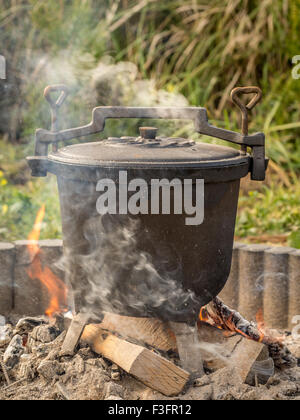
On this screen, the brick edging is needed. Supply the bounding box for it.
[219,243,300,330]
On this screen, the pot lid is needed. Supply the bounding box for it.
[48,127,249,169]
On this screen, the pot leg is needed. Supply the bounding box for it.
[169,321,205,379]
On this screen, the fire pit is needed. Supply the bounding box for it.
[27,85,267,325]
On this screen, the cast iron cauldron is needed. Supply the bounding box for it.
[27,85,267,323]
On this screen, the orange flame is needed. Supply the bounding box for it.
[199,307,209,323]
[199,303,284,346]
[256,308,265,343]
[255,308,284,344]
[199,307,226,332]
[27,205,68,318]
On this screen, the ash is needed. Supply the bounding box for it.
[0,314,299,401]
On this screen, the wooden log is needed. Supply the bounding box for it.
[81,324,189,396]
[231,338,270,385]
[201,297,297,369]
[199,331,272,385]
[99,312,177,352]
[60,313,89,356]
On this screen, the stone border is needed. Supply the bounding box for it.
[219,243,300,330]
[0,240,299,330]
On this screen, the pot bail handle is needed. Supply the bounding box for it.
[44,84,69,151]
[231,86,262,137]
[231,86,265,181]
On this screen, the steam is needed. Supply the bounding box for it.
[252,272,289,294]
[197,341,232,365]
[37,55,203,321]
[66,214,202,322]
[20,52,191,137]
[90,57,189,108]
[251,358,275,377]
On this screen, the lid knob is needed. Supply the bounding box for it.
[139,127,158,140]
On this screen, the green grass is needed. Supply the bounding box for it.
[0,139,61,241]
[237,182,300,247]
[0,172,61,241]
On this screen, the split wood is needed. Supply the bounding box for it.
[81,324,189,396]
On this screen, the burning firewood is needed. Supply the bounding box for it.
[200,297,297,369]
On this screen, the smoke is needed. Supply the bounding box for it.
[2,47,192,139]
[15,52,192,139]
[251,358,275,377]
[197,341,231,365]
[36,54,204,322]
[65,213,202,322]
[90,57,189,108]
[11,51,208,323]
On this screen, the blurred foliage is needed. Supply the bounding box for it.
[237,182,300,243]
[0,139,61,240]
[0,0,300,244]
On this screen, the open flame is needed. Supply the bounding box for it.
[27,205,68,318]
[199,300,285,347]
[199,301,263,341]
[256,308,284,344]
[256,308,265,342]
